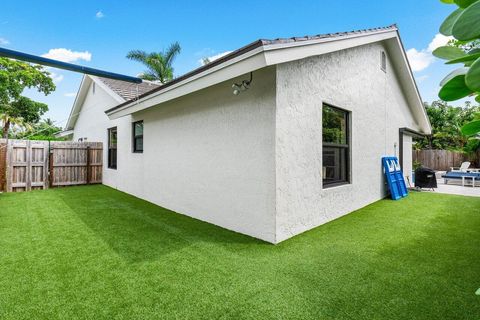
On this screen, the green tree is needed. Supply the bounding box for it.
[435,0,480,136]
[126,42,181,83]
[16,118,64,141]
[0,58,55,138]
[416,100,479,150]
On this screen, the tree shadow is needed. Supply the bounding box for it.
[59,185,265,263]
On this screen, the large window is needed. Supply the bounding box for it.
[108,127,117,169]
[132,121,143,153]
[322,104,350,187]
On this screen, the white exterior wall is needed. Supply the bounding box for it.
[72,81,141,194]
[135,67,276,242]
[402,135,413,186]
[274,42,421,242]
[74,69,277,242]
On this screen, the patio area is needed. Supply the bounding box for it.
[433,179,480,197]
[417,171,480,197]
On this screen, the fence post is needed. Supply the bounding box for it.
[86,146,91,185]
[48,149,54,188]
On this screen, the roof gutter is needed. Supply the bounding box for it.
[0,47,142,84]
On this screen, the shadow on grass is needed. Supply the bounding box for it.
[59,185,265,263]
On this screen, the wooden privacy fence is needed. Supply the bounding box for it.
[413,149,468,171]
[0,139,102,192]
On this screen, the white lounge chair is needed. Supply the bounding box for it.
[450,161,471,173]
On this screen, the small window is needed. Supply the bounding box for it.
[132,121,143,153]
[381,51,387,72]
[108,127,117,169]
[322,104,350,187]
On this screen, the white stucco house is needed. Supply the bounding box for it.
[61,25,431,244]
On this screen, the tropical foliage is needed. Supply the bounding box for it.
[126,42,181,83]
[415,100,480,154]
[0,58,55,138]
[435,0,480,136]
[14,118,64,141]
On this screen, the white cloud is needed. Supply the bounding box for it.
[427,34,454,52]
[406,33,454,72]
[64,92,76,97]
[96,11,104,19]
[199,51,232,65]
[49,72,64,83]
[0,37,9,45]
[415,75,429,83]
[406,48,434,72]
[42,48,92,63]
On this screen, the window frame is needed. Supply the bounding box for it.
[322,103,351,188]
[132,120,144,153]
[107,126,117,169]
[380,51,387,72]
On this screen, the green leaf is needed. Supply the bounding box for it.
[461,119,480,135]
[433,46,466,60]
[440,8,463,35]
[454,0,477,8]
[440,67,469,86]
[476,94,480,103]
[441,0,455,3]
[452,1,480,40]
[465,58,480,90]
[446,52,480,64]
[476,288,480,295]
[454,0,479,8]
[439,75,474,101]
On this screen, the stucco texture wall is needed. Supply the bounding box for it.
[275,42,421,242]
[123,67,277,242]
[72,81,141,194]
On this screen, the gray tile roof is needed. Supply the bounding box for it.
[97,77,160,101]
[260,25,397,45]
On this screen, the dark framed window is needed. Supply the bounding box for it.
[322,104,350,188]
[132,121,143,153]
[108,127,117,169]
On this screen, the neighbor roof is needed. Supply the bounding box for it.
[97,77,159,101]
[64,74,160,131]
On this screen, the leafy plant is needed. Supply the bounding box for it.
[15,118,64,140]
[126,42,181,83]
[436,0,480,136]
[0,58,55,138]
[415,100,479,151]
[413,160,423,170]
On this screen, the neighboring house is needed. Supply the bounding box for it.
[62,25,431,244]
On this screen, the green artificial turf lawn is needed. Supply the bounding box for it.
[0,185,479,319]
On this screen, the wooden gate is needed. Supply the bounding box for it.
[6,140,48,192]
[49,142,103,187]
[1,139,102,192]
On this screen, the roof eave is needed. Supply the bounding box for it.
[65,75,91,130]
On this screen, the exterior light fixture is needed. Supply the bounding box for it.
[232,72,253,95]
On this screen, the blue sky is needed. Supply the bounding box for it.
[0,0,470,126]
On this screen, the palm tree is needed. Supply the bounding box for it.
[126,42,181,84]
[0,113,31,138]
